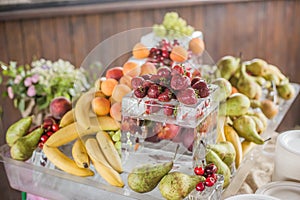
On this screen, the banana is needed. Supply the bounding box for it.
[224,124,243,169]
[72,139,90,168]
[45,122,100,147]
[85,138,124,187]
[74,90,97,130]
[60,109,75,128]
[96,131,123,173]
[241,140,256,157]
[43,144,94,177]
[90,116,121,131]
[216,115,226,143]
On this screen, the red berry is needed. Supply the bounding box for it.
[40,135,49,143]
[172,65,184,75]
[194,166,205,176]
[205,177,216,187]
[51,124,60,132]
[46,131,54,137]
[163,104,175,116]
[207,173,218,181]
[38,142,44,149]
[196,182,205,191]
[145,100,161,114]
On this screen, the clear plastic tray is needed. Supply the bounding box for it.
[0,83,299,200]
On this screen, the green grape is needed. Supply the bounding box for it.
[153,24,166,37]
[114,141,122,150]
[154,12,194,38]
[112,131,121,142]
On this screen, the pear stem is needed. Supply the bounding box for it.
[173,144,180,161]
[264,137,272,142]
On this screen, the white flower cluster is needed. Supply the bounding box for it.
[31,58,90,98]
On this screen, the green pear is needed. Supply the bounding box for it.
[211,78,232,102]
[159,171,204,200]
[206,149,231,188]
[207,141,236,168]
[245,58,268,76]
[217,56,240,80]
[6,116,32,147]
[277,82,295,100]
[263,73,280,86]
[127,161,173,193]
[223,93,250,116]
[10,127,44,161]
[237,64,260,99]
[233,115,264,144]
[249,115,265,134]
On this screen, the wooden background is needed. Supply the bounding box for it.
[0,0,299,198]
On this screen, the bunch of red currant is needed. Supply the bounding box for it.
[38,117,60,149]
[194,163,218,192]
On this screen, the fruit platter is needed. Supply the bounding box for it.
[1,12,300,200]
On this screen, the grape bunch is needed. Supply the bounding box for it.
[38,117,60,149]
[194,163,219,192]
[131,64,210,114]
[153,12,195,38]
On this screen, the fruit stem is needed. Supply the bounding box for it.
[173,144,180,160]
[264,137,272,142]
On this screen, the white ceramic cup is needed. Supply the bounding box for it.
[272,130,300,182]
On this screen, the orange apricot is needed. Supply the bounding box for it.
[123,61,141,77]
[140,62,157,75]
[100,78,118,96]
[132,43,150,59]
[170,45,188,63]
[189,37,205,55]
[110,102,122,121]
[111,84,131,103]
[119,75,132,89]
[91,96,111,116]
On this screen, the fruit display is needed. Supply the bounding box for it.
[2,12,299,200]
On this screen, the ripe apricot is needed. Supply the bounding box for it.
[110,102,122,121]
[101,78,118,96]
[119,75,132,89]
[132,43,150,59]
[92,96,111,116]
[111,84,131,102]
[189,38,205,55]
[170,45,188,63]
[106,67,123,81]
[140,62,157,75]
[123,61,141,77]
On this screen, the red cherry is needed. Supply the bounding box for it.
[46,131,54,137]
[196,182,205,191]
[194,166,205,176]
[51,124,60,132]
[38,142,44,149]
[40,135,49,143]
[207,173,218,181]
[205,177,216,187]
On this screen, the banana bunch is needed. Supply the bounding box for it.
[43,123,124,187]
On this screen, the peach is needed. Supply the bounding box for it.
[91,96,111,116]
[49,97,72,120]
[111,84,131,102]
[100,78,118,96]
[119,75,133,89]
[170,45,188,63]
[94,77,106,90]
[188,37,205,55]
[132,43,150,59]
[110,102,122,121]
[122,61,141,77]
[140,62,157,75]
[106,67,123,81]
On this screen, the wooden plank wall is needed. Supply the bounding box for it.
[0,0,299,132]
[0,1,299,198]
